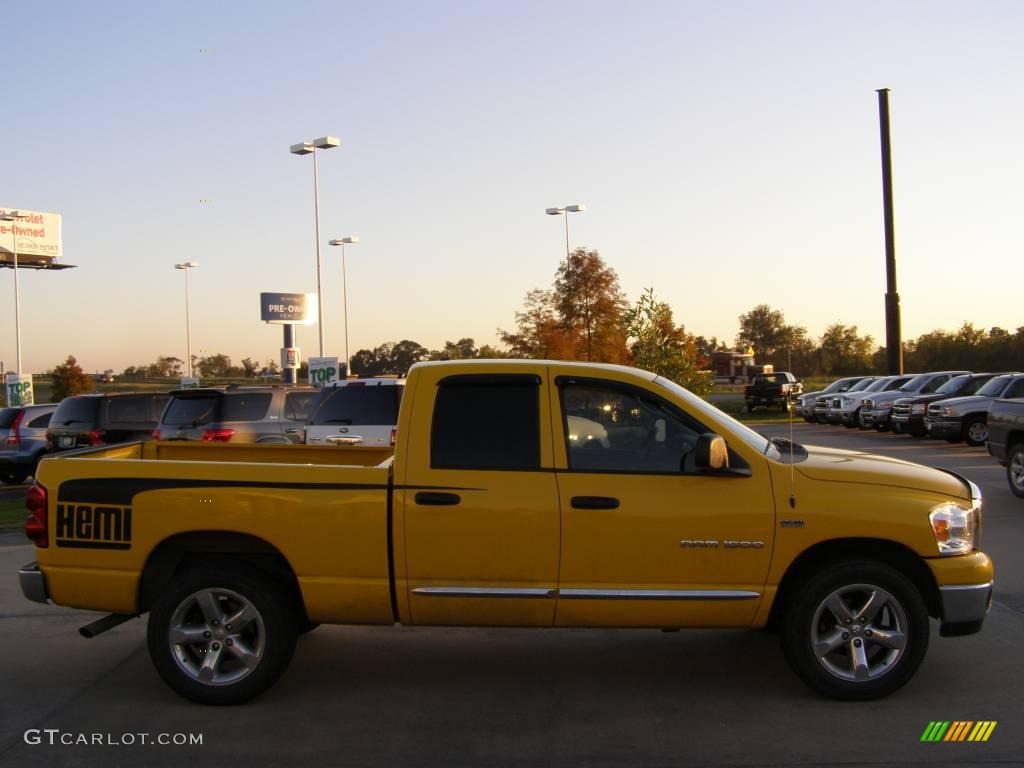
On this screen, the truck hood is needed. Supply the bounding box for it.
[896,393,950,406]
[794,444,969,500]
[865,390,917,405]
[931,395,990,412]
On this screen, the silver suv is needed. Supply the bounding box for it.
[0,403,57,484]
[305,378,405,448]
[155,386,317,443]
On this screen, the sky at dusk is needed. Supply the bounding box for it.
[4,0,1022,374]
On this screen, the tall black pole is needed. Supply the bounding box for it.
[876,88,903,374]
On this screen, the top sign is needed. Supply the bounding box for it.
[260,292,317,324]
[0,208,62,266]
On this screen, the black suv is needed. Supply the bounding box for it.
[46,392,170,452]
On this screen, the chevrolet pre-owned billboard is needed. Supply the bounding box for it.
[0,208,62,266]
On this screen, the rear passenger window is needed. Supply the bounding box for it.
[284,392,316,421]
[1006,380,1024,399]
[106,396,153,424]
[222,393,272,421]
[28,413,52,429]
[431,375,540,471]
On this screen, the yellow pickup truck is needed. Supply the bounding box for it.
[19,360,992,704]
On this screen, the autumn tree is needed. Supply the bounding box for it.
[622,288,711,397]
[50,355,95,402]
[501,248,629,363]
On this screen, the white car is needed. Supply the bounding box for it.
[304,377,405,447]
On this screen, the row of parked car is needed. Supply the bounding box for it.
[795,370,1024,498]
[0,378,405,485]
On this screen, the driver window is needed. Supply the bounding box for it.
[559,381,707,473]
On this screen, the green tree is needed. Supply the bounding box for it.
[818,323,876,375]
[195,353,234,378]
[735,304,805,364]
[50,355,95,402]
[240,357,260,378]
[350,340,428,376]
[622,288,711,397]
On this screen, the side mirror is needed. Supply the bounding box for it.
[693,433,729,472]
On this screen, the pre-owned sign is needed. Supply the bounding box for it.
[260,292,317,324]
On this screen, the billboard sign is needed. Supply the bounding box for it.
[179,377,201,390]
[260,292,316,324]
[5,373,34,406]
[0,209,62,266]
[308,356,343,387]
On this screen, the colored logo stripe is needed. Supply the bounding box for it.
[921,721,996,742]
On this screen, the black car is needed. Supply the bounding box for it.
[46,392,170,452]
[890,374,999,437]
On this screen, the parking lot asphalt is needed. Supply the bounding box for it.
[1,424,1021,768]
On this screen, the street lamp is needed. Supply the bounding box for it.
[545,203,586,259]
[328,237,359,378]
[290,135,341,357]
[174,261,199,377]
[0,210,30,374]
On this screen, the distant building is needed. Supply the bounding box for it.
[711,348,773,383]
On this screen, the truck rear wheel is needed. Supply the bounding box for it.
[147,562,297,705]
[1008,443,1024,499]
[781,560,929,700]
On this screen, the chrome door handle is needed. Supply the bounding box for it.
[326,435,364,445]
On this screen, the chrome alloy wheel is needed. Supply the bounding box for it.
[810,584,908,682]
[169,587,266,686]
[1010,450,1024,495]
[967,421,988,445]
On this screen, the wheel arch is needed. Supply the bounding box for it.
[766,538,940,629]
[137,531,308,621]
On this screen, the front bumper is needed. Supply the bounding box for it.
[925,418,962,438]
[860,408,892,428]
[891,413,926,432]
[19,561,50,604]
[939,582,993,624]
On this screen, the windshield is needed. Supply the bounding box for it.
[654,376,780,461]
[936,376,970,395]
[162,395,220,426]
[898,374,930,392]
[847,377,876,393]
[977,375,1012,397]
[864,377,896,393]
[308,385,403,426]
[822,377,855,395]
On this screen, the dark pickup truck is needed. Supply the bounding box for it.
[987,398,1024,498]
[744,372,803,412]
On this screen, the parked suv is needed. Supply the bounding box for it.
[925,373,1024,446]
[154,386,317,443]
[46,392,170,453]
[891,373,998,437]
[0,403,57,484]
[305,378,405,447]
[859,370,970,431]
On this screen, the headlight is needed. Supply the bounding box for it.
[911,404,926,414]
[863,399,874,409]
[929,502,978,555]
[940,406,955,417]
[838,397,849,406]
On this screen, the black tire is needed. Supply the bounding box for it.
[1007,442,1024,499]
[0,471,28,485]
[962,417,987,447]
[746,404,755,414]
[147,561,297,705]
[297,619,321,635]
[781,560,929,700]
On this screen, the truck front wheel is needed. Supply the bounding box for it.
[781,560,929,700]
[1008,443,1024,499]
[147,562,297,705]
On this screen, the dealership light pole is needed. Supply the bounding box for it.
[290,136,340,357]
[545,204,586,259]
[0,210,30,373]
[329,237,359,377]
[174,261,199,377]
